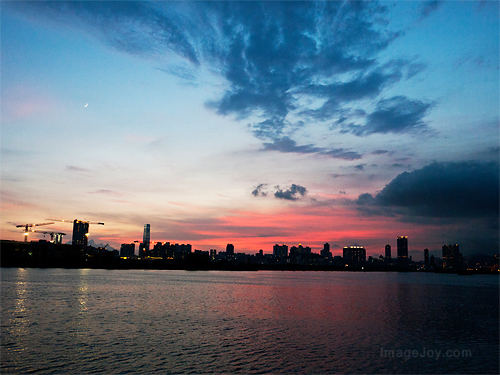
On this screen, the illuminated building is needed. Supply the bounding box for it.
[72,220,89,248]
[343,246,366,265]
[397,236,408,265]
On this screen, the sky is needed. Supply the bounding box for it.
[1,1,498,259]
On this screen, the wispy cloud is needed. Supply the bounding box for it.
[251,183,268,197]
[66,165,91,173]
[419,1,444,20]
[341,96,434,136]
[88,189,125,197]
[262,136,362,160]
[9,1,432,157]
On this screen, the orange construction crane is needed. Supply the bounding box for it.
[15,222,54,242]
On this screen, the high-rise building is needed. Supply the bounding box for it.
[72,220,89,248]
[143,224,150,253]
[321,243,331,258]
[343,246,366,266]
[424,248,429,266]
[385,244,391,260]
[226,244,235,256]
[273,244,288,259]
[397,236,408,265]
[442,244,460,269]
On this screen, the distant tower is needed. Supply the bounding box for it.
[226,244,234,257]
[424,248,429,266]
[397,236,408,265]
[143,224,151,253]
[385,244,391,260]
[72,220,89,248]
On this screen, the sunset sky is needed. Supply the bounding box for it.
[1,1,498,259]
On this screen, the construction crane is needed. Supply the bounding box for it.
[31,230,67,244]
[15,222,54,242]
[46,219,104,248]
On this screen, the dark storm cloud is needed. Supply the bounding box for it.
[343,96,433,136]
[262,137,362,160]
[275,184,308,201]
[356,161,500,218]
[251,184,268,197]
[10,1,432,155]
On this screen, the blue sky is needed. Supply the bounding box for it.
[1,1,498,258]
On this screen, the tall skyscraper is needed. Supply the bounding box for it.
[385,244,391,260]
[72,220,89,248]
[226,243,235,256]
[424,248,429,266]
[397,236,408,265]
[143,224,150,253]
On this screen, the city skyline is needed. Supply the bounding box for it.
[1,1,499,256]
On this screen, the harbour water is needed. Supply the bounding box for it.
[1,268,498,374]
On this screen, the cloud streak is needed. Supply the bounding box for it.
[262,136,362,160]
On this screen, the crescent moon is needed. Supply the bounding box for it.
[84,103,88,107]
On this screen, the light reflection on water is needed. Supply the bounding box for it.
[1,269,498,374]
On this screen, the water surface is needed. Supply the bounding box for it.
[1,269,498,374]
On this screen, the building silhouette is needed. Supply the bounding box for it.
[120,243,135,257]
[343,246,366,266]
[397,236,408,265]
[321,243,332,259]
[289,244,312,265]
[226,244,235,257]
[385,243,391,261]
[72,220,89,248]
[442,244,460,269]
[424,248,429,266]
[273,244,288,260]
